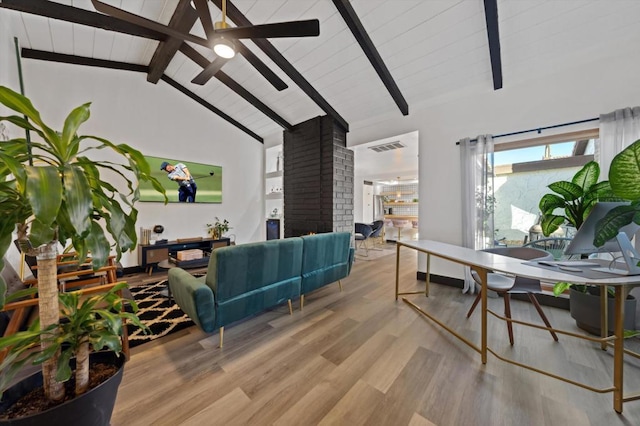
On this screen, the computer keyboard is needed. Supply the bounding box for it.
[591,267,632,275]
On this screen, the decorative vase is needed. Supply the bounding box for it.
[569,288,637,335]
[0,351,125,426]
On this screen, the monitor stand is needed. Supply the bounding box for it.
[591,232,640,276]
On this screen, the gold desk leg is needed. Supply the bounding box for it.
[601,288,608,350]
[425,253,430,297]
[613,286,625,413]
[478,267,488,365]
[395,243,401,300]
[288,299,293,315]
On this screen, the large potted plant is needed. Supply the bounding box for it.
[593,139,640,248]
[0,86,165,423]
[538,160,636,334]
[0,283,148,424]
[538,160,616,237]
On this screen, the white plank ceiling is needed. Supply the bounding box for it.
[6,0,640,142]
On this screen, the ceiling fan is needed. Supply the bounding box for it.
[91,0,319,86]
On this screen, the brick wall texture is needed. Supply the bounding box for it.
[283,116,353,237]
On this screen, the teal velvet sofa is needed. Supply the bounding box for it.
[168,232,353,347]
[300,232,354,309]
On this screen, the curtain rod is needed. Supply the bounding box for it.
[456,117,599,145]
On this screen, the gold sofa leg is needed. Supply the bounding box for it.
[288,299,293,315]
[219,326,224,348]
[300,294,305,310]
[338,280,343,292]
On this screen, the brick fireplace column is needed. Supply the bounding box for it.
[283,116,353,237]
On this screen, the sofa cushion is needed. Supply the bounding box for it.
[206,237,303,302]
[216,277,300,326]
[168,269,216,332]
[300,232,351,294]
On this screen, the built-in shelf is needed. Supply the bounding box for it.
[266,192,283,200]
[384,202,418,206]
[380,191,413,196]
[265,145,284,239]
[265,170,283,179]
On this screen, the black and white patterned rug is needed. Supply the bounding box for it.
[126,277,197,348]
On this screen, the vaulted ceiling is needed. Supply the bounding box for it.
[3,0,640,144]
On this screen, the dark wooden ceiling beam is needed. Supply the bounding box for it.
[211,0,349,132]
[6,1,290,135]
[20,48,263,142]
[483,0,503,90]
[161,76,263,142]
[331,0,408,116]
[180,44,293,130]
[21,48,148,73]
[0,0,166,41]
[147,0,198,84]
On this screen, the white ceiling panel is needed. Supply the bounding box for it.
[72,24,95,57]
[90,27,114,58]
[49,19,74,54]
[20,14,54,51]
[6,0,640,142]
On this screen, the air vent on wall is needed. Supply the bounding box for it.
[367,141,405,153]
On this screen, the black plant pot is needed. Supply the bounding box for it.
[570,288,637,335]
[0,352,125,426]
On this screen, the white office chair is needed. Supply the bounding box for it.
[466,247,559,345]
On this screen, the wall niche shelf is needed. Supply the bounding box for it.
[265,145,284,238]
[380,191,413,196]
[265,170,283,179]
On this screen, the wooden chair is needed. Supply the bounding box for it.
[1,256,128,362]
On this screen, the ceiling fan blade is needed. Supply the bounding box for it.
[193,0,215,40]
[191,58,230,85]
[91,0,209,48]
[217,19,320,39]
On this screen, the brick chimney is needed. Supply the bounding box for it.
[283,116,353,237]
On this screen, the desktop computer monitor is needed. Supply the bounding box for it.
[564,202,640,256]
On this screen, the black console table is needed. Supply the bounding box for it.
[138,237,231,274]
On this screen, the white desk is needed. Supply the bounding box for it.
[395,239,640,414]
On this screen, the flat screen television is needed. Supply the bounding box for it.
[564,202,640,255]
[138,156,222,203]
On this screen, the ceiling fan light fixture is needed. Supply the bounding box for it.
[212,36,236,59]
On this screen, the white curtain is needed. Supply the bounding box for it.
[460,135,494,294]
[597,107,640,179]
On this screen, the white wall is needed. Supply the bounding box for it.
[0,11,25,274]
[1,52,264,268]
[348,42,640,279]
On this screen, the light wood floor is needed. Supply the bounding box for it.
[112,250,640,426]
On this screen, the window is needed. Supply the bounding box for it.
[492,130,598,246]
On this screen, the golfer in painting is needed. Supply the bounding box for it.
[161,161,197,202]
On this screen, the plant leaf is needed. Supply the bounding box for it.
[572,161,600,192]
[539,193,566,215]
[63,165,92,237]
[85,222,111,268]
[25,165,62,226]
[552,282,573,296]
[594,204,640,246]
[548,181,583,201]
[0,87,61,153]
[29,218,56,247]
[61,103,91,161]
[541,215,565,236]
[609,139,640,200]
